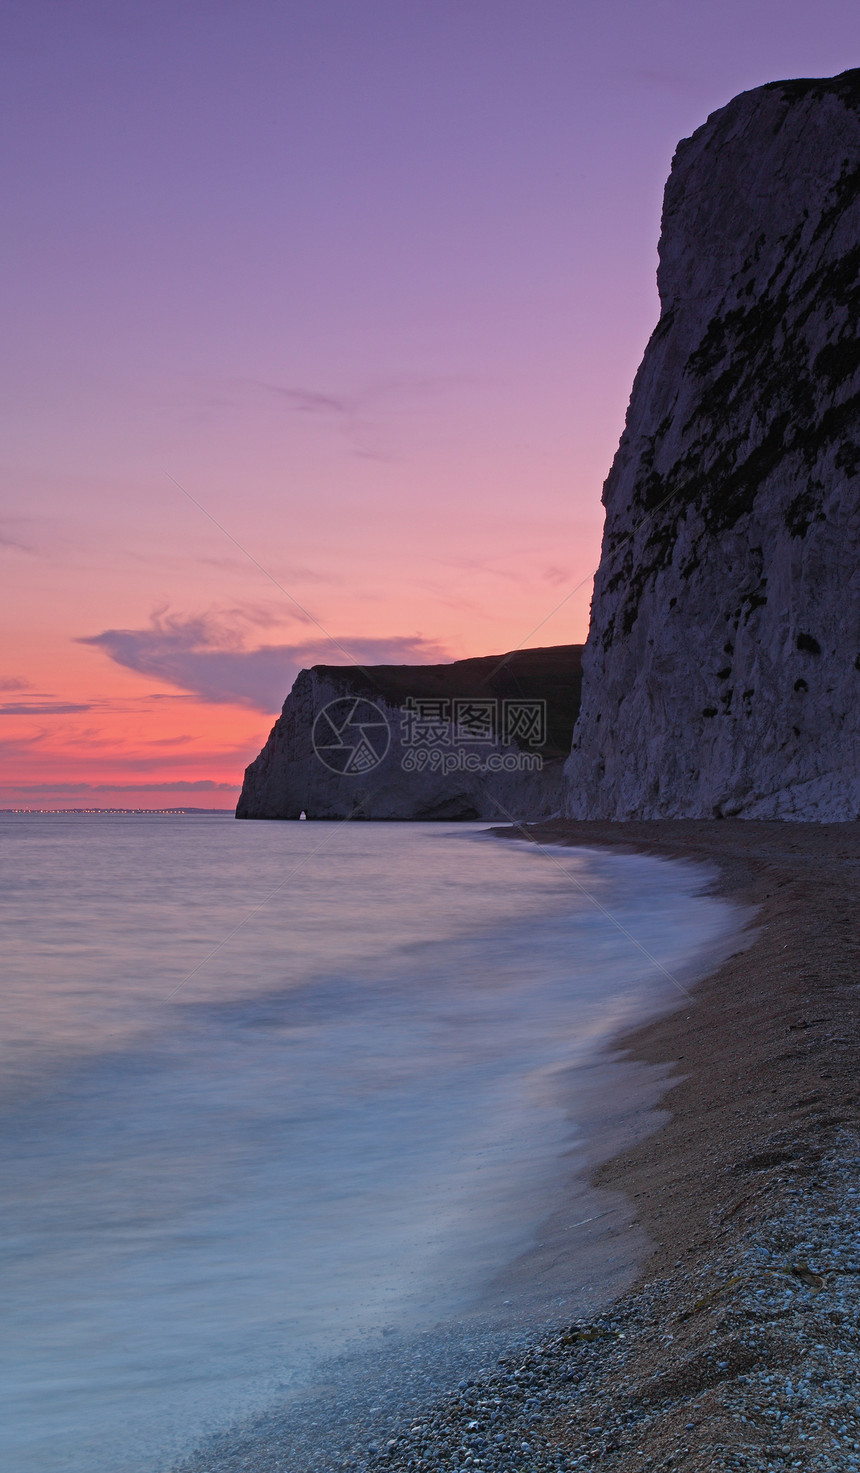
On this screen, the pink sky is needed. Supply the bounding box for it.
[3,0,860,807]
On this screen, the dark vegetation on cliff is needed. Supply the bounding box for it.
[600,70,860,650]
[311,644,583,761]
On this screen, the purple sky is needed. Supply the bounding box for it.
[3,0,860,804]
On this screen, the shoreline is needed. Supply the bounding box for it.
[474,819,860,1470]
[175,835,746,1473]
[371,819,860,1471]
[178,820,860,1472]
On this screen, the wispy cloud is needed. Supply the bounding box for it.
[0,521,35,553]
[269,386,353,415]
[541,565,571,586]
[194,554,330,582]
[0,702,93,715]
[218,371,475,461]
[79,610,450,712]
[251,373,463,416]
[0,677,31,692]
[0,731,50,760]
[3,780,237,794]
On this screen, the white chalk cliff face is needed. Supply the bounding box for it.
[565,69,860,820]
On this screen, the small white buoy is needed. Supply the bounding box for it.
[299,810,307,820]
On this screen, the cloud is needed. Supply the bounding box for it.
[541,565,571,586]
[80,613,300,712]
[272,386,353,415]
[195,555,330,583]
[251,374,461,418]
[238,372,472,461]
[0,514,37,553]
[0,677,31,692]
[0,731,50,760]
[0,533,33,553]
[3,780,237,794]
[0,702,92,715]
[79,611,450,712]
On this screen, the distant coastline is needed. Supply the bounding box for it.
[0,807,233,815]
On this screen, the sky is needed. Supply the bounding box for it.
[3,0,860,808]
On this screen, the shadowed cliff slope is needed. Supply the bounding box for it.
[566,68,860,819]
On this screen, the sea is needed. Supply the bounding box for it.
[0,814,746,1472]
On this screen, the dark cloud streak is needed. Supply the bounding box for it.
[4,780,237,794]
[0,523,35,553]
[0,702,92,715]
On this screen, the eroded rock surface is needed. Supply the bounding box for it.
[237,646,581,821]
[566,69,860,819]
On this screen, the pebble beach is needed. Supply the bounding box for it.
[180,819,860,1473]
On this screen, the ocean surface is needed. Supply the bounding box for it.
[0,814,744,1472]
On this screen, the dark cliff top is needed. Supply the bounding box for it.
[309,644,583,759]
[762,66,860,105]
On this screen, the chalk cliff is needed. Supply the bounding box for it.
[237,645,581,820]
[565,69,860,820]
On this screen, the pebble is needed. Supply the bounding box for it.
[175,1131,860,1472]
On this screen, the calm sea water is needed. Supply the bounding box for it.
[0,815,742,1472]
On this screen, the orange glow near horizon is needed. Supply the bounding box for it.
[1,459,601,806]
[7,5,859,806]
